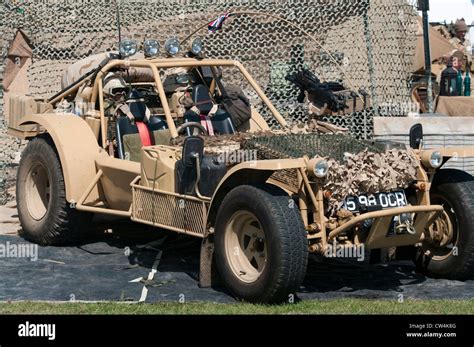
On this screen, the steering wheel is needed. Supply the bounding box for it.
[176,122,207,135]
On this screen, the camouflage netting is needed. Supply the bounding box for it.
[325,149,419,210]
[243,133,384,162]
[242,133,419,212]
[1,0,418,139]
[179,131,419,213]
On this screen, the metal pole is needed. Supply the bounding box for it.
[363,8,377,140]
[419,0,433,113]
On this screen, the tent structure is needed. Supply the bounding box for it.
[2,29,33,121]
[3,29,33,91]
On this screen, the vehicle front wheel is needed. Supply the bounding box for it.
[214,185,308,304]
[17,136,92,246]
[416,169,474,280]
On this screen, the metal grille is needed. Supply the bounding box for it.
[132,183,207,238]
[1,0,418,140]
[269,169,299,191]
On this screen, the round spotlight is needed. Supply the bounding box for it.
[165,37,181,56]
[190,37,203,56]
[119,40,138,58]
[307,158,329,179]
[144,39,160,58]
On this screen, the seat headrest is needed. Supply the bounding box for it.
[193,84,213,115]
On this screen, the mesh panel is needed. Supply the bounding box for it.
[243,133,384,162]
[132,184,207,237]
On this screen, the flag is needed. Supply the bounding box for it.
[208,13,231,33]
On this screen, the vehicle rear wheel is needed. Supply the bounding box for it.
[214,185,308,304]
[416,169,474,280]
[17,136,92,245]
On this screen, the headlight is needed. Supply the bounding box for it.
[307,158,329,178]
[144,39,160,57]
[119,40,138,58]
[429,151,443,168]
[165,37,180,56]
[190,37,203,56]
[421,150,443,169]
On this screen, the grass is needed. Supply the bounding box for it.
[0,299,473,315]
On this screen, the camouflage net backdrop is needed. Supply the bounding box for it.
[1,0,418,138]
[0,0,419,204]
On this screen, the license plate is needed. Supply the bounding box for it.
[344,191,408,213]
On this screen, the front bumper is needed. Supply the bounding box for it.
[328,205,444,249]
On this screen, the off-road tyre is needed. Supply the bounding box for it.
[415,169,474,280]
[17,135,92,246]
[214,185,308,304]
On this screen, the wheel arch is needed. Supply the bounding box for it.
[432,168,474,186]
[20,113,102,203]
[206,159,305,227]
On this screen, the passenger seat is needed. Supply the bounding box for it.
[116,89,168,161]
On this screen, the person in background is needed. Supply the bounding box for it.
[448,18,472,71]
[452,19,469,46]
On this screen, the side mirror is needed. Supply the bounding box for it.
[182,136,204,167]
[409,123,423,149]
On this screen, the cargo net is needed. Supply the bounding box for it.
[1,0,417,140]
[243,133,418,213]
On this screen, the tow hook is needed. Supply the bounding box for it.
[395,213,416,235]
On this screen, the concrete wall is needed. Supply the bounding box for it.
[374,116,474,174]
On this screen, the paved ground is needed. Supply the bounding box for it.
[1,227,473,303]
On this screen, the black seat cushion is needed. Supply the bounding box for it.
[211,109,235,135]
[183,111,202,137]
[148,116,167,130]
